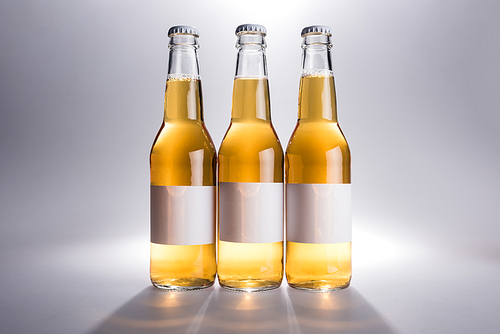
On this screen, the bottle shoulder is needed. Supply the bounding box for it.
[218,122,284,183]
[150,121,217,186]
[286,122,349,156]
[285,122,351,184]
[151,121,216,156]
[219,122,283,157]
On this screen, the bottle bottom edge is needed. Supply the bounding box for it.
[219,279,282,293]
[151,280,214,291]
[287,280,350,292]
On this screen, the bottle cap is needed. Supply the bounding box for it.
[167,25,199,38]
[301,25,332,37]
[235,24,267,36]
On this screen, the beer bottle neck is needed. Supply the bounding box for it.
[232,33,271,122]
[298,34,337,122]
[235,34,268,78]
[164,35,203,122]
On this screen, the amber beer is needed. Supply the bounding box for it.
[218,24,284,292]
[149,26,216,290]
[286,25,352,291]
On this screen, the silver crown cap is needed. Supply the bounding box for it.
[235,24,267,36]
[301,25,332,37]
[168,25,199,37]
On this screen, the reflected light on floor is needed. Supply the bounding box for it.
[186,290,214,333]
[156,291,182,308]
[283,289,302,334]
[317,292,338,310]
[235,293,258,310]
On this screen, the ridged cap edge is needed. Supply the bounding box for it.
[235,24,267,36]
[168,25,199,37]
[301,25,332,37]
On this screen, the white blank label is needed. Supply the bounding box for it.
[219,182,284,243]
[150,185,215,245]
[287,183,351,244]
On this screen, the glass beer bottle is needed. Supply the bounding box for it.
[149,26,217,290]
[218,24,284,292]
[285,25,352,291]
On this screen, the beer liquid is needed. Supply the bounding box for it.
[150,78,217,289]
[218,77,284,291]
[285,75,351,291]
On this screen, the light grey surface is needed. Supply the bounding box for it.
[88,284,396,334]
[1,0,499,333]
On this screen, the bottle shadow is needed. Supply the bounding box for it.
[89,285,398,334]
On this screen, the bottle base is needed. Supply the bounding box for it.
[287,280,350,292]
[151,278,214,291]
[219,279,281,292]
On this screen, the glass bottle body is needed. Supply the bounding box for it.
[218,75,284,292]
[150,33,217,290]
[286,73,351,291]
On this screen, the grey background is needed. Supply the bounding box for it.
[1,0,499,333]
